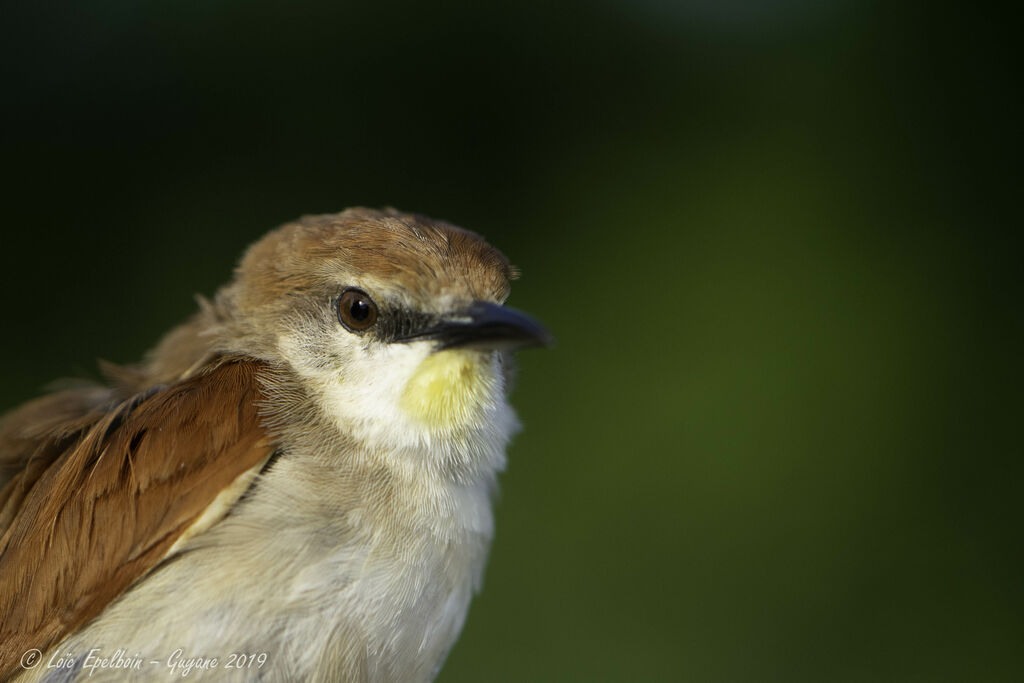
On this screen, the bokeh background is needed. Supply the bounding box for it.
[2,1,1020,681]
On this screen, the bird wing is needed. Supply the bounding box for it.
[0,357,274,678]
[0,384,119,502]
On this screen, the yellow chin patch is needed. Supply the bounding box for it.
[401,349,495,428]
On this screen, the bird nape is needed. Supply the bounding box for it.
[0,207,549,683]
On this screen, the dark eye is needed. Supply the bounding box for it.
[337,288,379,332]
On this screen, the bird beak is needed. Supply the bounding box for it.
[394,301,552,352]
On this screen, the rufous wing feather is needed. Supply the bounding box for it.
[0,357,273,679]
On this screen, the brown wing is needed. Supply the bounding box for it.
[0,357,273,679]
[0,384,119,510]
[0,357,161,511]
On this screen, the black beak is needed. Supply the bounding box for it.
[394,301,552,351]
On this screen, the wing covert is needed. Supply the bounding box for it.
[0,357,273,679]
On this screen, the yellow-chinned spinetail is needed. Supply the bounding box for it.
[0,208,550,682]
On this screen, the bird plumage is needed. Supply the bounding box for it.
[0,208,543,681]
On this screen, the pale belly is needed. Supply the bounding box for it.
[22,472,495,683]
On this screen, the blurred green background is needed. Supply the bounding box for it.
[2,1,1020,681]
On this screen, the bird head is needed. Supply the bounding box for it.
[213,207,550,452]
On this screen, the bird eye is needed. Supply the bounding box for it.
[337,288,379,332]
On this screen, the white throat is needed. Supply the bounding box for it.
[279,335,519,482]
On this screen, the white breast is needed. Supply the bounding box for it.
[29,422,510,683]
[26,339,520,683]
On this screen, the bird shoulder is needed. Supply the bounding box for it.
[0,356,274,680]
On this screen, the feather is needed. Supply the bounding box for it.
[0,357,272,680]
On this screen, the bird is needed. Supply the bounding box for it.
[0,207,550,682]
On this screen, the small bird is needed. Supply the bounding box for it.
[0,208,549,682]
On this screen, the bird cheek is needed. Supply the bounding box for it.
[399,350,500,429]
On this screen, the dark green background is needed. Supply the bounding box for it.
[2,1,1020,681]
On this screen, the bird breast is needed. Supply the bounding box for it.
[25,434,500,682]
